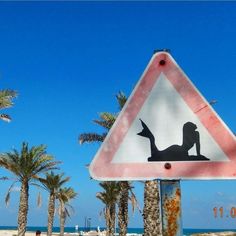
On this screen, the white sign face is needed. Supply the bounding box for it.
[89,52,236,180]
[111,73,228,164]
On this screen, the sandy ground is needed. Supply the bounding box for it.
[191,232,236,236]
[0,230,106,236]
[2,230,236,236]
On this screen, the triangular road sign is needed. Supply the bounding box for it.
[89,52,236,180]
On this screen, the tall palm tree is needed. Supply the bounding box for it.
[143,180,161,236]
[79,92,135,236]
[38,172,70,236]
[0,142,58,236]
[118,181,141,236]
[96,181,120,236]
[0,89,18,122]
[57,187,77,236]
[80,91,162,235]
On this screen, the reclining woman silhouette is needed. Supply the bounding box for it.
[137,119,209,162]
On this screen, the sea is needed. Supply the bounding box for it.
[1,226,236,236]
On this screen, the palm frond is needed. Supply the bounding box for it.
[0,89,18,109]
[0,152,22,180]
[37,192,42,208]
[98,208,104,221]
[56,187,77,223]
[93,112,117,130]
[63,203,75,218]
[129,192,142,215]
[97,181,120,206]
[98,112,116,122]
[116,91,127,111]
[57,187,77,203]
[65,207,71,218]
[5,191,11,207]
[0,142,59,213]
[5,181,18,206]
[0,114,11,122]
[38,172,70,194]
[0,176,9,181]
[0,142,59,181]
[79,133,107,144]
[79,92,127,147]
[96,192,103,202]
[93,119,114,130]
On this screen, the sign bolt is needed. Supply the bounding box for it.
[164,163,171,169]
[159,60,166,66]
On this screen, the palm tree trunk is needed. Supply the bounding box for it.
[105,203,116,236]
[143,180,161,236]
[105,207,110,236]
[47,193,55,236]
[59,208,66,236]
[118,181,129,236]
[18,181,29,236]
[109,203,116,236]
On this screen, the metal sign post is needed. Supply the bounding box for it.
[160,180,182,236]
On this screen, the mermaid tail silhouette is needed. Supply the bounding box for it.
[137,119,154,138]
[137,119,158,157]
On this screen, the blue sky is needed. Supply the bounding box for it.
[0,1,236,230]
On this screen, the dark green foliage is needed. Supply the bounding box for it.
[0,89,18,122]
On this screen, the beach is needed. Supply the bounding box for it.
[0,230,143,236]
[191,232,236,236]
[0,231,143,236]
[2,230,236,236]
[0,230,101,236]
[0,230,90,236]
[0,231,59,236]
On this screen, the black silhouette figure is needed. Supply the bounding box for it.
[137,119,209,162]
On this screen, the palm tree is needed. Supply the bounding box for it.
[79,110,116,145]
[0,142,58,236]
[143,180,161,236]
[96,181,120,236]
[79,92,135,235]
[57,187,77,236]
[0,89,18,122]
[80,91,162,235]
[38,171,70,236]
[118,181,141,236]
[79,91,125,145]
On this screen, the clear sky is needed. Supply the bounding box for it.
[0,1,236,230]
